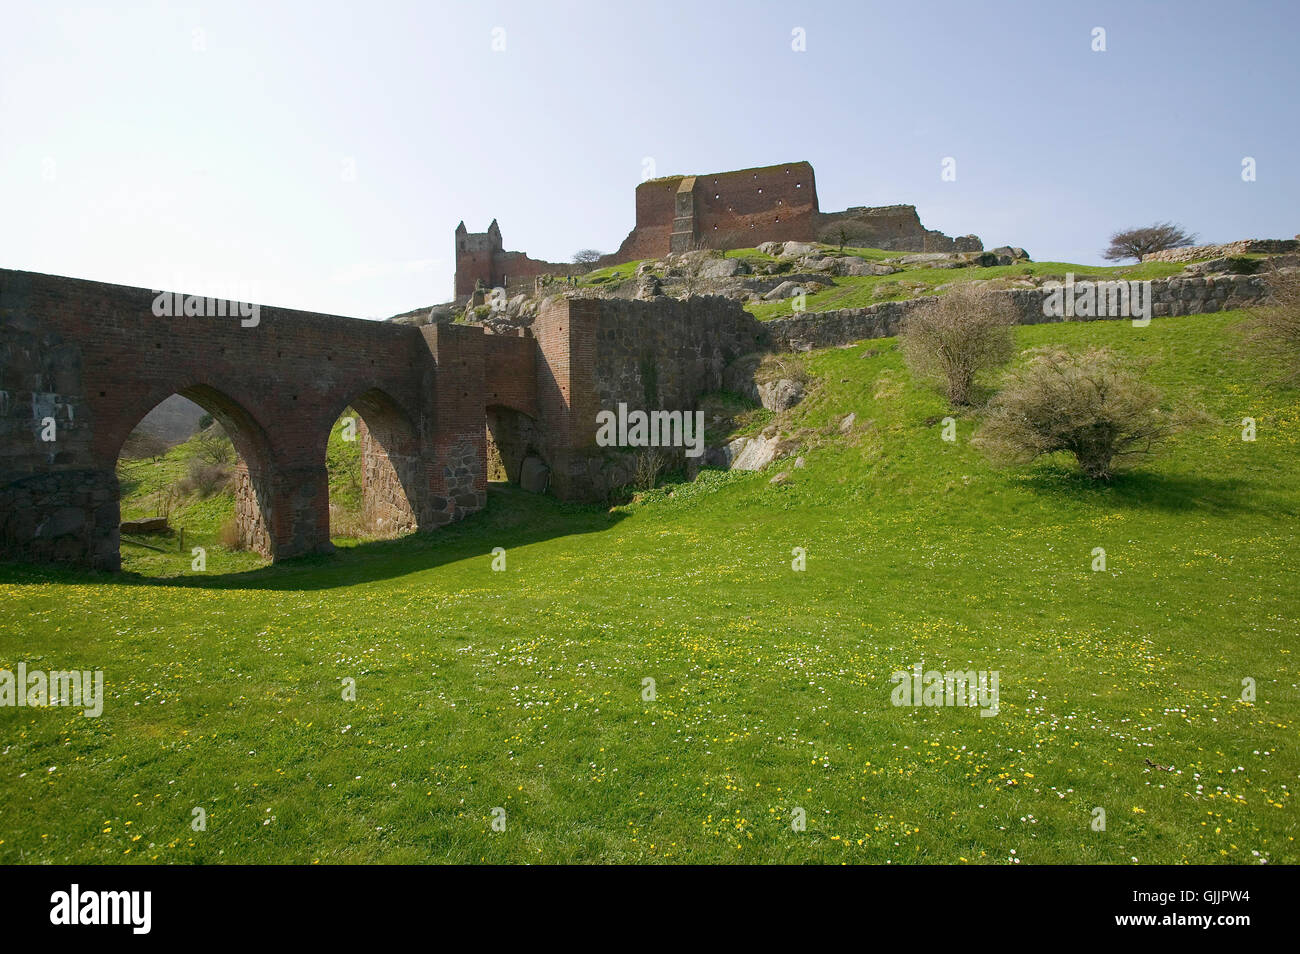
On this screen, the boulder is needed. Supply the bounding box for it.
[701,257,744,280]
[843,262,899,277]
[728,435,783,471]
[780,241,819,258]
[761,280,805,301]
[637,275,663,300]
[519,456,549,494]
[757,378,805,412]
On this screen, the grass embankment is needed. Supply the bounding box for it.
[1,312,1296,863]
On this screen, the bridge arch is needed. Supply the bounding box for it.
[113,382,278,561]
[485,403,546,489]
[321,387,422,538]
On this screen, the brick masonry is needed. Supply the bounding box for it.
[0,268,495,570]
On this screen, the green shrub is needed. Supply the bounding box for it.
[974,346,1200,480]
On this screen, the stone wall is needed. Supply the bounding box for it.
[527,295,765,499]
[813,205,981,253]
[1142,239,1299,264]
[763,273,1275,352]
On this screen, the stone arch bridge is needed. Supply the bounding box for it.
[0,269,553,570]
[1,269,766,571]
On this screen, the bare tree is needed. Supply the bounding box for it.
[1103,222,1197,262]
[899,284,1018,406]
[193,422,235,465]
[973,347,1202,479]
[1238,269,1300,386]
[572,249,605,269]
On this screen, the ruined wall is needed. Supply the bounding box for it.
[763,273,1274,351]
[814,205,981,253]
[609,178,680,263]
[528,295,765,499]
[609,162,819,261]
[455,220,571,299]
[692,162,819,250]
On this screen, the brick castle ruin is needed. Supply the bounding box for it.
[454,161,982,299]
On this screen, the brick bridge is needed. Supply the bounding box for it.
[0,268,579,571]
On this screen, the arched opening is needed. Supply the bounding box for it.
[113,385,275,574]
[326,389,420,542]
[486,404,547,493]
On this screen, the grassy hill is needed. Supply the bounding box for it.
[1,309,1296,864]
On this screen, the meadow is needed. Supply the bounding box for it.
[0,308,1295,863]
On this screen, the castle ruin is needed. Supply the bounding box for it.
[453,160,981,300]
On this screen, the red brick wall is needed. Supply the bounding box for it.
[694,162,818,247]
[483,331,537,417]
[607,162,820,261]
[454,248,494,298]
[610,178,680,262]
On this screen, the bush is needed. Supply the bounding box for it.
[181,459,231,497]
[899,284,1018,406]
[1238,269,1300,386]
[192,423,235,465]
[974,347,1198,480]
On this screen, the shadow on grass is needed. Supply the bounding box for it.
[1012,463,1277,516]
[0,485,625,592]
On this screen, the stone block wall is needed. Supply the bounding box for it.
[763,273,1275,351]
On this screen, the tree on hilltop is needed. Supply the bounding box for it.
[572,249,605,269]
[1103,222,1197,262]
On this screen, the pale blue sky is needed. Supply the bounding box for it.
[2,0,1296,319]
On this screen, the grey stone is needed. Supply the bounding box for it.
[757,378,804,411]
[519,456,549,494]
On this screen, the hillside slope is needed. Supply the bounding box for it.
[1,310,1296,864]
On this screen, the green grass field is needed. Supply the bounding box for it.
[1,310,1296,864]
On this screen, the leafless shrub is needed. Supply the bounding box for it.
[193,423,235,465]
[633,448,669,490]
[181,459,231,497]
[899,284,1018,406]
[1237,269,1300,386]
[155,484,180,520]
[973,347,1204,480]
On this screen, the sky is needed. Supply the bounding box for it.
[2,0,1297,320]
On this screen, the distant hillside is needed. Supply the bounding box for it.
[132,394,206,445]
